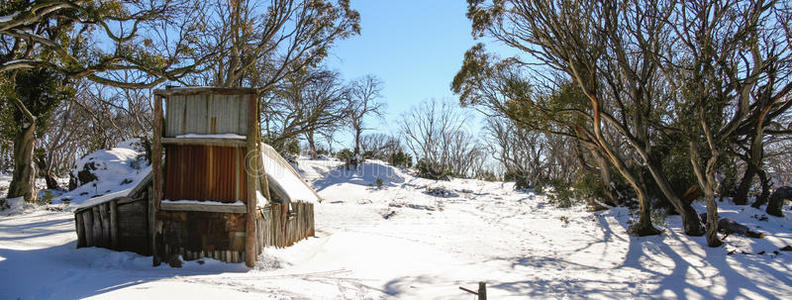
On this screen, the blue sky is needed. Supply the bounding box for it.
[324,0,486,139]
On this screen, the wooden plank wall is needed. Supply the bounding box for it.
[74,197,151,255]
[165,94,248,137]
[254,201,315,256]
[163,145,247,203]
[74,198,315,264]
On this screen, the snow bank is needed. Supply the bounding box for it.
[56,140,151,206]
[310,159,407,191]
[0,196,28,215]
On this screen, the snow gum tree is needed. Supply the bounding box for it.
[1,0,208,201]
[459,0,707,236]
[192,0,360,90]
[460,0,791,241]
[0,69,73,201]
[659,0,792,246]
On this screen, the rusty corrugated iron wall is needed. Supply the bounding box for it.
[163,145,248,203]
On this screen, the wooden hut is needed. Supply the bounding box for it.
[73,87,318,267]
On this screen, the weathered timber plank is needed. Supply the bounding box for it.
[75,213,85,248]
[161,138,246,147]
[116,197,141,205]
[110,200,118,249]
[92,206,103,246]
[100,203,111,247]
[160,202,247,213]
[245,93,258,268]
[153,93,163,266]
[82,210,93,246]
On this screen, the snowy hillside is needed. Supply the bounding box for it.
[1,158,791,299]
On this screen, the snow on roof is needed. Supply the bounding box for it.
[260,143,321,204]
[65,140,319,211]
[72,173,151,211]
[74,188,132,210]
[58,141,151,208]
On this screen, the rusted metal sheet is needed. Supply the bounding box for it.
[164,93,248,137]
[164,145,248,203]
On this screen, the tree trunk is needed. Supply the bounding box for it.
[8,123,38,202]
[628,182,661,236]
[645,158,705,236]
[35,153,59,190]
[733,164,756,205]
[594,150,619,206]
[600,147,658,236]
[740,105,770,206]
[689,142,722,247]
[306,131,317,159]
[326,137,334,155]
[766,186,791,217]
[353,126,362,156]
[751,169,772,209]
[702,189,722,247]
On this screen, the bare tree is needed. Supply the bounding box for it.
[193,0,360,90]
[263,67,349,155]
[1,0,206,201]
[347,75,385,156]
[400,99,483,179]
[484,116,546,188]
[359,133,390,158]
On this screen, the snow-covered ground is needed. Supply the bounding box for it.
[1,158,791,299]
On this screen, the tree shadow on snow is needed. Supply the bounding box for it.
[382,275,437,297]
[607,210,791,299]
[483,209,790,298]
[0,220,250,299]
[486,253,646,298]
[0,217,73,241]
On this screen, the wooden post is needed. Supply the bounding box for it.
[82,210,93,246]
[109,200,118,249]
[459,282,487,300]
[245,93,258,267]
[75,212,85,248]
[92,206,103,246]
[152,93,163,266]
[100,203,111,246]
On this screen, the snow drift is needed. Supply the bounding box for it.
[57,140,151,205]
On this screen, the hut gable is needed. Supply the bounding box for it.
[164,93,249,137]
